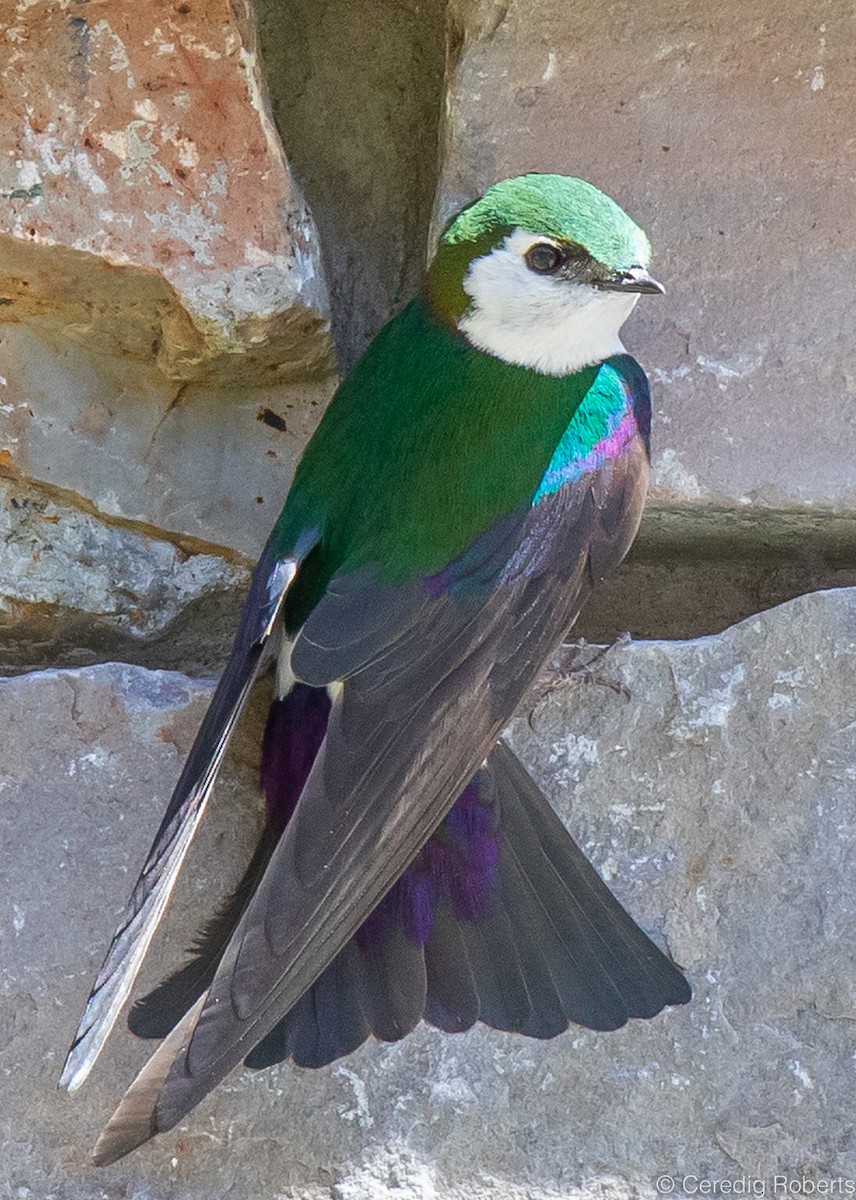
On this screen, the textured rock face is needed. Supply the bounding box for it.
[433,0,856,644]
[0,473,250,673]
[442,0,856,517]
[0,0,336,663]
[0,0,330,378]
[0,321,330,557]
[255,0,446,370]
[3,590,854,1197]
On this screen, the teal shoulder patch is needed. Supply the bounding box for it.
[534,357,650,503]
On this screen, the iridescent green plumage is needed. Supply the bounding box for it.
[428,174,652,321]
[443,175,651,267]
[275,298,599,587]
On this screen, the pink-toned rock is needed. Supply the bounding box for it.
[0,1,336,654]
[0,0,331,379]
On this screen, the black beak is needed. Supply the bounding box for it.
[596,267,665,295]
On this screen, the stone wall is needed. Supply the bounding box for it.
[1,1,854,1197]
[0,0,336,672]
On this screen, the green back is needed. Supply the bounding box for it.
[274,299,598,587]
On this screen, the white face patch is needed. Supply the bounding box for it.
[457,228,640,376]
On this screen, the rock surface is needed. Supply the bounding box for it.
[0,473,250,674]
[0,0,330,378]
[3,0,856,670]
[0,0,337,664]
[0,320,331,557]
[3,588,854,1197]
[255,0,446,370]
[442,0,856,518]
[1,5,855,1195]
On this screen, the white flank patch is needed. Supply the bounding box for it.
[275,637,295,699]
[458,228,639,375]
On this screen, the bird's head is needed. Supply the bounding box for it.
[426,174,663,376]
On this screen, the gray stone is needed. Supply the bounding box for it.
[0,267,332,671]
[0,299,333,563]
[575,504,856,644]
[2,589,855,1196]
[255,0,446,370]
[441,0,856,520]
[0,474,249,674]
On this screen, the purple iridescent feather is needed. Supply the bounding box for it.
[261,689,501,951]
[355,777,501,950]
[261,684,331,834]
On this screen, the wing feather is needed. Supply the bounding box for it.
[60,541,304,1092]
[93,443,649,1146]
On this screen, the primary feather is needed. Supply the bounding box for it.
[59,544,303,1092]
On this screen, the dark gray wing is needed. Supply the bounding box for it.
[93,442,649,1163]
[60,538,307,1093]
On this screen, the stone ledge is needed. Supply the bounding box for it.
[0,473,249,674]
[576,504,856,643]
[2,589,853,1196]
[0,234,333,385]
[0,320,334,561]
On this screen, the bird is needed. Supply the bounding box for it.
[60,173,690,1164]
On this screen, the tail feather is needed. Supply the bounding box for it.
[247,943,371,1069]
[422,909,479,1033]
[479,844,574,1039]
[356,926,428,1045]
[450,897,535,1033]
[491,743,689,1027]
[497,744,690,1018]
[126,706,689,1077]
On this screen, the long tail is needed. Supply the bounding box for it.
[127,683,689,1077]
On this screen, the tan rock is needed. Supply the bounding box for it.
[0,0,337,659]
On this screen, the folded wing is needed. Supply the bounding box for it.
[60,540,306,1092]
[93,439,660,1163]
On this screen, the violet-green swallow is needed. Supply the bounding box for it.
[61,173,690,1163]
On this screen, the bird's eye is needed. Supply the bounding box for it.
[525,243,564,274]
